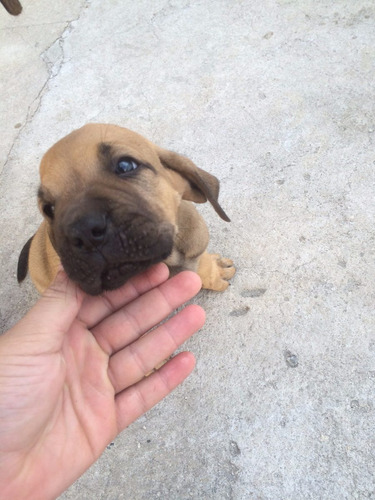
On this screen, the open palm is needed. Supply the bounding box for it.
[0,264,204,500]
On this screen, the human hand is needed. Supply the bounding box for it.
[0,263,204,500]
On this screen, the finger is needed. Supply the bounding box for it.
[115,351,196,431]
[77,263,170,328]
[7,270,83,353]
[93,271,202,355]
[108,304,205,393]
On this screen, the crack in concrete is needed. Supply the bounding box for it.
[27,0,90,122]
[1,0,90,174]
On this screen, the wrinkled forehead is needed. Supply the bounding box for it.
[39,123,159,191]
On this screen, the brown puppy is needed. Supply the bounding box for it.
[18,124,235,295]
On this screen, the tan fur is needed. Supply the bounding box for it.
[18,124,235,295]
[28,221,61,293]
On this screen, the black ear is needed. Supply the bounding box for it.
[157,147,230,222]
[17,235,34,283]
[0,0,22,16]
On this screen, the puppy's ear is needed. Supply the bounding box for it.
[157,147,230,222]
[1,0,22,16]
[17,235,34,283]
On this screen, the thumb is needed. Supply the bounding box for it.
[8,270,84,352]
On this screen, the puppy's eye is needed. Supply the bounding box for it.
[43,203,55,219]
[115,157,139,175]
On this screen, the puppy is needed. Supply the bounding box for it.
[17,124,235,295]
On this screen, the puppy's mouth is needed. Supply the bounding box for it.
[99,251,171,294]
[58,221,175,295]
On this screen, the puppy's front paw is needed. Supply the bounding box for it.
[198,252,236,291]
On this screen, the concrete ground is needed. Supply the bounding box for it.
[1,0,374,498]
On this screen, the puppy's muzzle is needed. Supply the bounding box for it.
[57,203,174,295]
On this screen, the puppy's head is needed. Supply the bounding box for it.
[34,123,229,295]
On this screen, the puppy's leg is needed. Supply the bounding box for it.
[166,201,235,291]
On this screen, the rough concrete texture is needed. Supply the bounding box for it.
[1,1,374,498]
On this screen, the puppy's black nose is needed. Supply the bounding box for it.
[68,213,107,250]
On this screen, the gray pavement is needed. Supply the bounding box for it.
[1,1,375,498]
